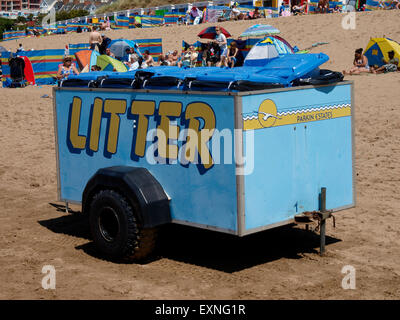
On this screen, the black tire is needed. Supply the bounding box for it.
[89,189,157,262]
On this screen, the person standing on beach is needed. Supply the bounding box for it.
[16,44,24,53]
[98,34,112,55]
[89,27,102,51]
[214,27,228,67]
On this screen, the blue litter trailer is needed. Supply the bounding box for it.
[53,81,355,261]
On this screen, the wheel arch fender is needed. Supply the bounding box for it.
[82,166,171,228]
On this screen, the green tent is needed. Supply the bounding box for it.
[96,55,127,72]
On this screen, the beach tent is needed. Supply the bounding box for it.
[109,39,139,59]
[0,46,8,53]
[74,50,100,70]
[364,37,400,68]
[263,35,294,55]
[227,36,293,58]
[96,55,127,72]
[243,39,279,67]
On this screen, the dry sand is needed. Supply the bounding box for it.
[0,10,400,299]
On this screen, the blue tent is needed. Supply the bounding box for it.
[109,39,140,60]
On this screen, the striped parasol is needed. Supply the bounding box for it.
[198,26,231,40]
[240,24,280,38]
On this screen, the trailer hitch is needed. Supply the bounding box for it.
[294,188,335,256]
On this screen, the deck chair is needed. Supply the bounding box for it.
[218,9,232,22]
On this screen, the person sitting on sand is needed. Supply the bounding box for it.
[190,7,203,25]
[105,48,115,58]
[330,5,342,13]
[178,46,198,68]
[127,55,140,71]
[317,0,329,13]
[370,50,399,74]
[226,42,244,68]
[343,48,370,75]
[158,54,170,66]
[57,56,79,80]
[249,7,262,19]
[292,0,308,16]
[91,65,101,71]
[292,0,307,15]
[141,50,155,69]
[169,50,179,66]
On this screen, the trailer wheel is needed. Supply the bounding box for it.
[89,189,157,262]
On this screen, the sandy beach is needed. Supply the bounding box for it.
[0,10,400,299]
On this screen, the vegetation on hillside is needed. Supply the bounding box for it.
[96,0,191,14]
[0,17,17,40]
[0,10,89,40]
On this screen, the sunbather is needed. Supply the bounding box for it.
[292,0,307,15]
[370,50,399,74]
[317,0,329,13]
[57,57,79,80]
[343,48,370,75]
[178,46,198,68]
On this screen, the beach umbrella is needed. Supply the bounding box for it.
[240,24,280,38]
[97,54,128,72]
[197,26,231,40]
[109,39,139,59]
